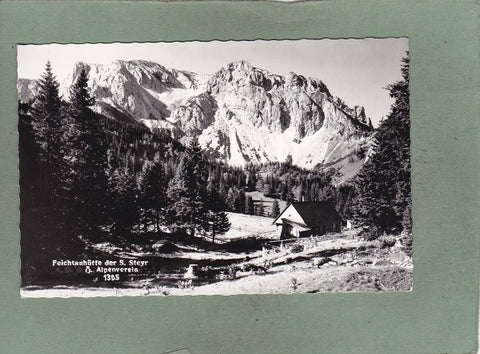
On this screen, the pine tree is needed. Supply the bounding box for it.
[280,183,288,200]
[185,137,208,201]
[166,151,206,237]
[271,199,280,218]
[297,185,305,202]
[245,196,254,215]
[285,180,295,204]
[32,62,62,146]
[208,211,231,243]
[30,61,64,203]
[139,161,167,232]
[256,199,265,216]
[265,178,275,197]
[226,187,236,211]
[28,62,79,260]
[19,100,48,282]
[109,167,139,237]
[66,68,109,238]
[235,188,246,213]
[69,68,95,116]
[352,53,411,236]
[205,184,230,242]
[285,153,293,166]
[206,177,225,211]
[246,170,256,191]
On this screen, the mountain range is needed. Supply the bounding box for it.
[18,59,374,179]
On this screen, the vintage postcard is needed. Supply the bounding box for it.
[17,38,412,297]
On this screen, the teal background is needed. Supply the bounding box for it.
[0,1,478,353]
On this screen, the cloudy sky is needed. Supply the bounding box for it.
[18,38,408,126]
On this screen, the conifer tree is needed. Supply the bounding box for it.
[139,161,167,232]
[189,137,209,201]
[226,187,236,211]
[256,199,265,216]
[66,68,109,238]
[271,199,281,218]
[109,167,139,237]
[280,183,288,201]
[18,100,40,210]
[206,177,225,211]
[285,180,295,204]
[30,61,63,203]
[166,151,207,237]
[208,211,231,243]
[204,182,231,242]
[69,68,95,116]
[285,153,293,166]
[32,62,62,145]
[234,188,246,213]
[28,62,80,259]
[245,196,255,215]
[352,53,411,237]
[19,100,47,281]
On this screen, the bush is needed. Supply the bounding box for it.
[358,225,381,240]
[377,235,397,248]
[290,243,304,253]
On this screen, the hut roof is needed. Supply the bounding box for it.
[291,201,343,227]
[274,201,343,228]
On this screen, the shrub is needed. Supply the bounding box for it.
[290,243,304,253]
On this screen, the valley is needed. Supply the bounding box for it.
[18,48,412,297]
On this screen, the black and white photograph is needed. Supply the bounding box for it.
[17,38,412,297]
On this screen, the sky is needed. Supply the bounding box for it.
[17,38,408,126]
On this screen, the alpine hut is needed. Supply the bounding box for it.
[272,201,343,239]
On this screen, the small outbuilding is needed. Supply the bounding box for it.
[272,201,343,239]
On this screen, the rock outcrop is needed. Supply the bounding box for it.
[17,59,373,172]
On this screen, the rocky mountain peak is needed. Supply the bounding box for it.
[226,60,254,72]
[18,59,374,175]
[71,61,91,77]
